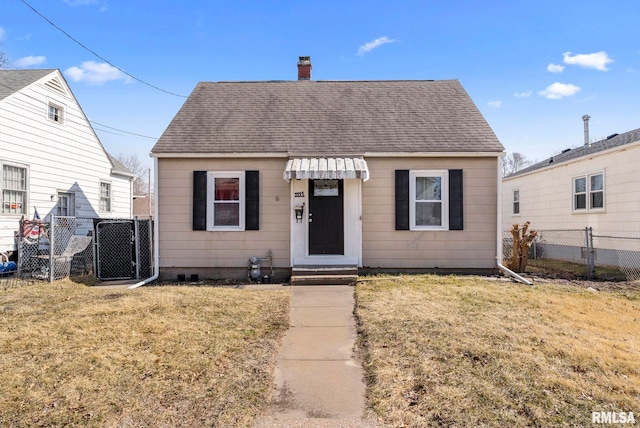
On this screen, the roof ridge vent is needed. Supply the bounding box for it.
[606,133,619,140]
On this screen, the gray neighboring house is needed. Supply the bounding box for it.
[151,57,505,281]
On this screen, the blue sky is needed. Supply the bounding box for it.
[2,0,639,171]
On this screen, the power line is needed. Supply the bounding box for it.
[19,0,187,98]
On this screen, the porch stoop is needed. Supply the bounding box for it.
[290,266,358,286]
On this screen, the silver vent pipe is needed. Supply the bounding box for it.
[582,114,591,146]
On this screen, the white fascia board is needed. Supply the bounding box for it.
[363,151,504,158]
[151,152,289,158]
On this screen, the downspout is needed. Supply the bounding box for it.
[129,157,159,289]
[496,154,533,286]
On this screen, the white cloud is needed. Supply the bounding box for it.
[563,51,613,71]
[547,63,565,73]
[514,91,532,98]
[538,82,581,100]
[14,56,47,67]
[65,61,132,85]
[357,36,396,56]
[488,100,502,108]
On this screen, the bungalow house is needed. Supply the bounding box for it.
[0,69,134,258]
[502,125,640,236]
[150,57,505,281]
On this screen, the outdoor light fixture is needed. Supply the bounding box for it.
[294,203,305,223]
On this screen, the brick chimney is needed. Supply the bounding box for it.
[297,56,311,80]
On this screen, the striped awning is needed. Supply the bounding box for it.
[283,157,369,182]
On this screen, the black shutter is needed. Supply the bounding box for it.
[193,171,207,230]
[245,170,260,230]
[395,170,410,230]
[449,169,463,230]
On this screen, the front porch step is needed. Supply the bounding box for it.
[290,274,358,286]
[292,266,358,277]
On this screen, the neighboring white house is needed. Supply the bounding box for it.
[0,69,134,257]
[502,127,640,236]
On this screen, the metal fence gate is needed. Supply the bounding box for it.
[95,218,153,281]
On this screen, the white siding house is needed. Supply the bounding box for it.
[502,128,640,235]
[0,69,134,256]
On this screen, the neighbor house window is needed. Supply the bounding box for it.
[409,170,448,230]
[57,192,76,216]
[2,164,27,215]
[573,172,604,211]
[48,103,64,124]
[207,172,245,230]
[513,189,520,214]
[100,181,112,212]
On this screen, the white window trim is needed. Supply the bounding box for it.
[56,191,76,216]
[206,171,245,231]
[99,180,112,213]
[513,189,520,215]
[1,162,29,216]
[47,99,66,125]
[409,170,448,231]
[572,171,605,213]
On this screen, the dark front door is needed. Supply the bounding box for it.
[309,179,344,255]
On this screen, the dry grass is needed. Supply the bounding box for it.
[355,275,640,427]
[0,280,289,427]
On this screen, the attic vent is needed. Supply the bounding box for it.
[44,77,67,96]
[606,133,619,140]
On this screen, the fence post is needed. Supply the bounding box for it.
[49,216,55,283]
[586,227,595,279]
[134,218,141,280]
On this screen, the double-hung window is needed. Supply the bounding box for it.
[513,189,520,215]
[207,172,245,230]
[48,102,64,124]
[2,164,27,215]
[573,172,604,211]
[409,170,448,230]
[100,181,112,212]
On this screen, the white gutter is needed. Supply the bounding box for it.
[496,155,533,286]
[129,157,160,289]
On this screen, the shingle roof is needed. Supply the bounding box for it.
[0,69,56,101]
[152,79,504,155]
[507,127,640,178]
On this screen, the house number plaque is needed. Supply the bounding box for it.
[294,192,305,197]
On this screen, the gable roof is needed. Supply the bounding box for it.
[507,127,640,178]
[152,79,504,156]
[0,69,58,101]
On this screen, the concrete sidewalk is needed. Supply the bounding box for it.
[254,285,378,428]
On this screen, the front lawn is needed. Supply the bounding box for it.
[0,281,289,427]
[356,275,640,427]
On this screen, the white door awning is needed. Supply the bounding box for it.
[283,157,369,182]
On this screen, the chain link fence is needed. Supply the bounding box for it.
[503,227,640,281]
[1,216,153,287]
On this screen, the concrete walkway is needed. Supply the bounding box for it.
[254,285,378,428]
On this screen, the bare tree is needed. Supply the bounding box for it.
[0,49,8,69]
[116,153,150,196]
[502,152,533,177]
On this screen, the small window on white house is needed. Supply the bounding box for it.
[573,172,604,212]
[207,172,245,230]
[100,181,112,212]
[513,189,520,214]
[2,164,27,215]
[48,103,64,124]
[57,192,76,216]
[409,170,448,230]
